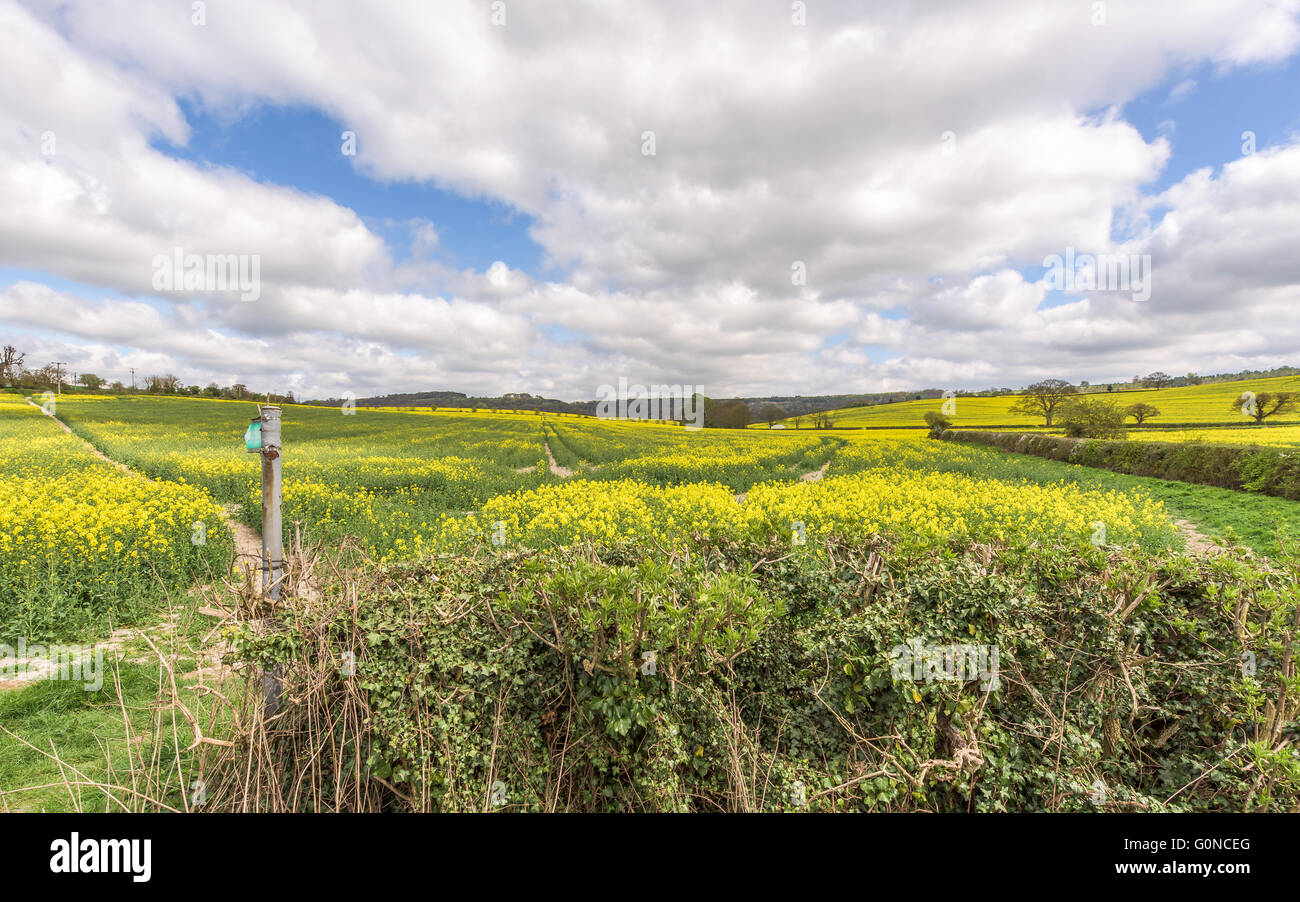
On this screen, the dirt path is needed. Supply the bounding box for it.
[222,504,264,563]
[0,612,223,691]
[1174,518,1219,553]
[800,461,832,483]
[545,440,574,477]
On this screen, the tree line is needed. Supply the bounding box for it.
[0,344,293,403]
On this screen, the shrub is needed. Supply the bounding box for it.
[1057,398,1127,439]
[218,536,1300,812]
[943,431,1300,501]
[923,410,952,437]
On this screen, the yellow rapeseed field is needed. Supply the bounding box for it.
[442,466,1176,553]
[29,395,1182,571]
[1131,425,1300,447]
[0,395,230,639]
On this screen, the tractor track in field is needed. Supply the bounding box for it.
[801,461,832,483]
[735,461,832,503]
[544,439,574,477]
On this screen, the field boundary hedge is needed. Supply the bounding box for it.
[942,430,1300,500]
[786,421,1300,432]
[208,537,1300,812]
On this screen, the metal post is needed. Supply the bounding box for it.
[258,405,284,714]
[259,405,283,599]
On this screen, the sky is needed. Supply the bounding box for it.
[2,0,1299,401]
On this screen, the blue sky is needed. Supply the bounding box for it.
[1029,52,1300,311]
[154,100,546,279]
[1122,54,1300,193]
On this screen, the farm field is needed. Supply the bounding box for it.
[11,389,1300,591]
[1130,425,1300,446]
[0,395,229,641]
[795,373,1300,429]
[43,394,1183,561]
[2,388,1299,813]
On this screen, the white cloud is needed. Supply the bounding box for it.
[2,0,1300,397]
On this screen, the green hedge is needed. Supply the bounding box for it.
[943,430,1300,500]
[225,536,1300,812]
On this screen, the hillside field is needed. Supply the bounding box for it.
[771,374,1300,430]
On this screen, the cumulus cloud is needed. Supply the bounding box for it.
[2,0,1300,398]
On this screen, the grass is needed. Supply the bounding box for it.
[0,575,237,812]
[0,661,167,811]
[0,650,221,812]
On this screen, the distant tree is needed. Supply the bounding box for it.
[761,404,786,427]
[923,410,952,437]
[1058,399,1127,439]
[1124,402,1160,424]
[1008,379,1077,426]
[811,410,837,429]
[1106,384,1114,392]
[77,373,104,390]
[1232,391,1298,424]
[1,345,26,385]
[202,383,221,398]
[1185,372,1202,386]
[145,373,182,393]
[108,381,124,392]
[791,415,804,429]
[1142,371,1173,390]
[707,400,750,429]
[25,364,58,389]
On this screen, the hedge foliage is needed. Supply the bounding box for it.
[944,430,1300,500]
[226,536,1300,812]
